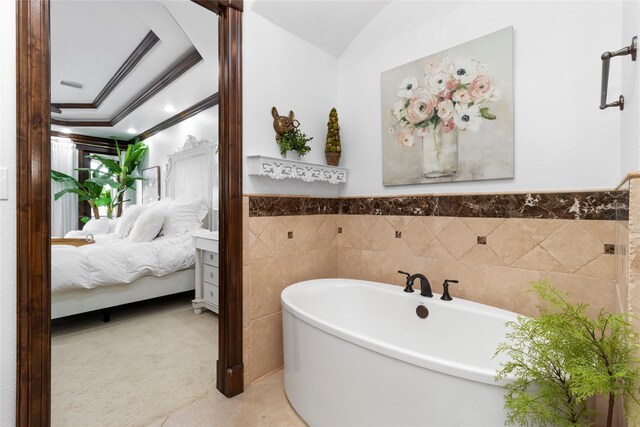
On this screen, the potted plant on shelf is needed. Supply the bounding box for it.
[495,280,640,427]
[277,127,313,161]
[325,107,341,166]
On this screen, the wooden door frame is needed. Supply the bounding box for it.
[16,1,243,424]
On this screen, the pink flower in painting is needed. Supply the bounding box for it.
[437,90,452,103]
[468,75,493,101]
[406,94,436,124]
[396,129,416,147]
[436,99,454,120]
[452,89,471,105]
[446,79,458,91]
[440,119,456,133]
[414,123,434,137]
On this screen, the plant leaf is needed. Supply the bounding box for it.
[480,107,497,120]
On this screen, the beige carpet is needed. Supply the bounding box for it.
[52,293,218,427]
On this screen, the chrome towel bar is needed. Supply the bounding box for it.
[600,36,637,111]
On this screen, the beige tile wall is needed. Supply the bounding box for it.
[335,215,616,318]
[243,198,338,384]
[243,197,618,385]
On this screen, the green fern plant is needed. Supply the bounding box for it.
[495,280,640,427]
[277,128,313,157]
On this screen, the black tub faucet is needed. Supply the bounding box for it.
[441,279,459,301]
[398,271,433,297]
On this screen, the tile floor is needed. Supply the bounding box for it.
[149,369,306,426]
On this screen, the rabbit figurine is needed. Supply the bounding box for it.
[272,106,299,142]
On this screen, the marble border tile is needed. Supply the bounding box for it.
[249,191,628,220]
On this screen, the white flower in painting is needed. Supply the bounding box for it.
[449,57,478,84]
[477,62,489,75]
[436,99,454,120]
[453,103,482,131]
[392,100,406,120]
[423,59,442,74]
[452,89,471,105]
[396,129,416,147]
[424,57,452,74]
[397,76,419,99]
[424,71,452,95]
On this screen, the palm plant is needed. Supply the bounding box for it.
[87,140,148,217]
[51,140,148,219]
[50,169,117,219]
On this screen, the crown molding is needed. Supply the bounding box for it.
[51,30,159,110]
[134,93,219,141]
[51,47,203,128]
[51,130,130,148]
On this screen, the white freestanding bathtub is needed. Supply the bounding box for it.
[281,278,518,427]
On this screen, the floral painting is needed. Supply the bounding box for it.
[381,27,514,186]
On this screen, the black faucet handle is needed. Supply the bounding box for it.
[397,270,414,293]
[441,279,458,301]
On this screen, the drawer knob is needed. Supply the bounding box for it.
[209,254,214,261]
[210,272,214,278]
[210,291,214,297]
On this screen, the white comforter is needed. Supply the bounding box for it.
[52,233,196,293]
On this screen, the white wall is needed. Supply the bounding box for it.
[243,1,339,196]
[621,0,640,177]
[141,106,218,199]
[0,0,16,423]
[337,1,624,196]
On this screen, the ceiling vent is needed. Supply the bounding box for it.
[58,79,83,89]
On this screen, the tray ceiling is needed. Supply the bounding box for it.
[251,0,391,58]
[51,0,218,140]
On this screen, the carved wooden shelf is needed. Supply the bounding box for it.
[247,155,348,184]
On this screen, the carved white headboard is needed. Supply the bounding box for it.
[166,135,218,230]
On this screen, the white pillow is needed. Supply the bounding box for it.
[162,197,205,236]
[108,218,120,234]
[129,208,165,242]
[114,205,148,238]
[147,197,173,210]
[82,218,110,235]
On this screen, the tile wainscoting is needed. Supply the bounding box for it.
[242,191,628,386]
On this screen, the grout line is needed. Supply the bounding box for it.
[250,366,285,385]
[249,309,282,324]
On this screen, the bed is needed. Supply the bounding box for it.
[51,137,217,319]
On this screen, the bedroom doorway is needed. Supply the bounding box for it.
[16,0,243,424]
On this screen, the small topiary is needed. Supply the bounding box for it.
[325,108,342,166]
[325,107,341,153]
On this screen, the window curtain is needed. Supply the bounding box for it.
[51,137,78,237]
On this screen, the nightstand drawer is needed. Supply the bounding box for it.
[203,250,218,267]
[203,264,218,285]
[203,281,219,306]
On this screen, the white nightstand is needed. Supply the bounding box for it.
[192,230,219,315]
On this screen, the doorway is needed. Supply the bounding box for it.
[15,0,243,424]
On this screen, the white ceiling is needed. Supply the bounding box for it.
[251,0,391,58]
[50,0,218,139]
